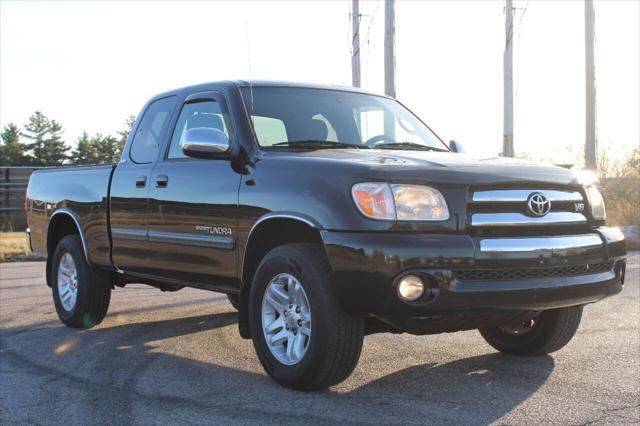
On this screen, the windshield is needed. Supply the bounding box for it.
[240,87,447,150]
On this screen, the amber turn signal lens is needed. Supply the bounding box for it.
[351,183,395,220]
[352,189,375,216]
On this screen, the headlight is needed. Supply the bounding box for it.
[391,184,450,220]
[585,185,606,221]
[351,183,450,221]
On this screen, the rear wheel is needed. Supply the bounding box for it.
[51,235,111,328]
[249,243,364,390]
[479,306,583,355]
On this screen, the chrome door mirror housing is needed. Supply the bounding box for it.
[182,127,230,159]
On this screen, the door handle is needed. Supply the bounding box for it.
[135,176,147,188]
[155,175,169,188]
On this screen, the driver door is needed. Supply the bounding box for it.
[145,92,241,291]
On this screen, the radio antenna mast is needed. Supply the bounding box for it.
[245,20,255,118]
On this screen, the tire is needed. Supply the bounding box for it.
[227,293,240,310]
[51,235,112,329]
[249,243,364,390]
[479,306,583,356]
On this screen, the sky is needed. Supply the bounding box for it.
[1,0,638,162]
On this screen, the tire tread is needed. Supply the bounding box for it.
[479,306,583,356]
[249,243,364,390]
[53,235,111,329]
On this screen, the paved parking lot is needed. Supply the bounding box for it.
[1,254,638,425]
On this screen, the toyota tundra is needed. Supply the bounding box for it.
[26,81,627,390]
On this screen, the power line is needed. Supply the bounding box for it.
[517,0,530,27]
[350,1,380,58]
[350,0,381,89]
[359,0,380,54]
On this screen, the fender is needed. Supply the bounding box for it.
[240,211,324,285]
[237,211,324,339]
[49,208,92,265]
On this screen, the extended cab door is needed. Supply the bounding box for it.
[144,92,241,291]
[110,95,177,273]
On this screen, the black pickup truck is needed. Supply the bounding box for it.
[26,81,627,390]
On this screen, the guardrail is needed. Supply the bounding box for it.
[0,167,39,231]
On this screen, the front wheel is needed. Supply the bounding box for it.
[51,235,112,328]
[479,306,583,356]
[249,243,364,390]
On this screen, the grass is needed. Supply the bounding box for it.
[0,232,36,262]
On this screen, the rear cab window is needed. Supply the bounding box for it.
[129,96,176,164]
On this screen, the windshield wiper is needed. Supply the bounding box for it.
[270,140,368,149]
[374,142,448,152]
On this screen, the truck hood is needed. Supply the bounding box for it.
[265,149,582,186]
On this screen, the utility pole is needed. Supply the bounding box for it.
[585,0,597,170]
[503,0,515,158]
[384,0,395,98]
[384,0,396,138]
[351,0,361,88]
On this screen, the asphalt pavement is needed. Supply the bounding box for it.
[1,254,639,425]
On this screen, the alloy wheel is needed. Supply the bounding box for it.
[261,273,312,365]
[57,253,78,311]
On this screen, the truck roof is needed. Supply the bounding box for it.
[149,80,391,102]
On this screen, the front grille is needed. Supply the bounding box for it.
[453,261,613,282]
[468,188,588,230]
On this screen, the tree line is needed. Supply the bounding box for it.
[0,111,135,166]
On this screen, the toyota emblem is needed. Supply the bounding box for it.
[526,192,551,217]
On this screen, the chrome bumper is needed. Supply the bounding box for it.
[479,233,605,253]
[477,227,625,258]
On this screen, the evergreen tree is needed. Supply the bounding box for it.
[92,133,121,163]
[118,115,136,146]
[22,111,69,166]
[70,132,124,164]
[70,131,98,164]
[115,115,136,160]
[0,123,30,166]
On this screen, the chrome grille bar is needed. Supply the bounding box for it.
[471,212,587,227]
[479,234,602,253]
[472,189,583,203]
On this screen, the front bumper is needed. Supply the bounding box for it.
[321,227,626,322]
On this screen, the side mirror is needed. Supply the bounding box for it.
[182,127,229,159]
[449,139,464,153]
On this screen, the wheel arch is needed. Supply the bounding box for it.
[45,209,90,287]
[238,213,325,338]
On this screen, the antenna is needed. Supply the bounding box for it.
[245,20,255,120]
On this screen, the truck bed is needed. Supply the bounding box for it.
[26,164,116,267]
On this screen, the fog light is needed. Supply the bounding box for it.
[397,275,425,302]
